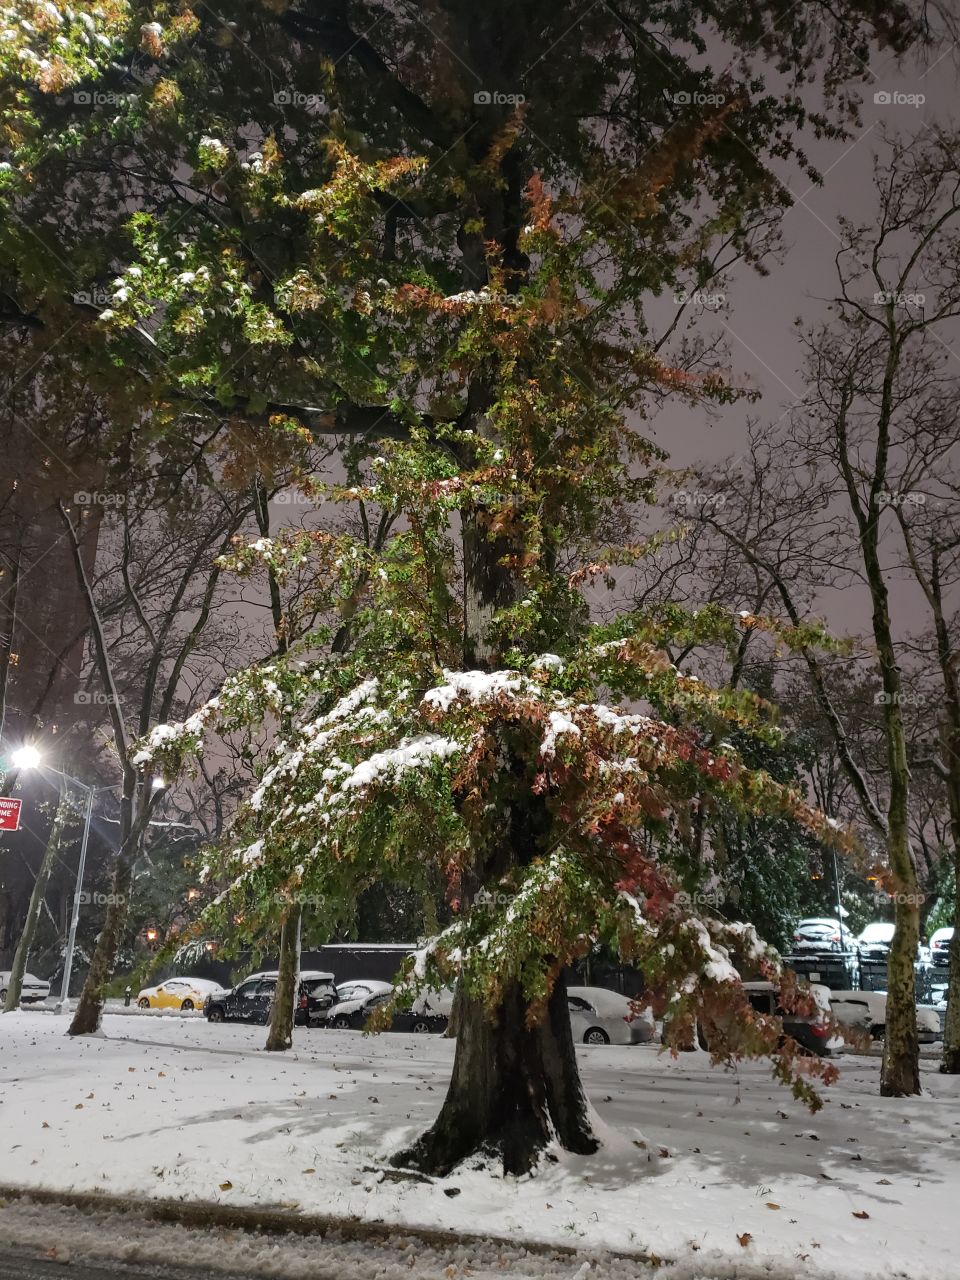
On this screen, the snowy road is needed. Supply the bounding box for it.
[1,1011,958,1279]
[0,1243,212,1280]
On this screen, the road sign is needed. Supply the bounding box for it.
[0,797,22,831]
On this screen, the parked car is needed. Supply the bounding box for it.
[137,977,226,1011]
[792,917,859,955]
[204,970,336,1026]
[297,971,340,1026]
[857,922,895,962]
[0,971,49,1004]
[829,990,942,1044]
[567,985,656,1046]
[930,927,954,968]
[326,988,447,1033]
[334,979,395,1004]
[324,979,395,1026]
[739,980,844,1057]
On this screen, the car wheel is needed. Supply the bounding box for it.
[207,1006,225,1023]
[138,998,151,1009]
[584,1027,610,1045]
[180,999,194,1011]
[332,1015,352,1029]
[0,988,7,1003]
[870,1023,885,1041]
[411,1019,432,1034]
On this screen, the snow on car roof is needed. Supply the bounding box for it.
[858,923,895,940]
[567,985,636,1010]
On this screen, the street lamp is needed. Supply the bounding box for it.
[6,747,178,1009]
[11,746,99,1011]
[11,745,42,770]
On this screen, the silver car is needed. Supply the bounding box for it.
[567,985,655,1046]
[792,917,859,954]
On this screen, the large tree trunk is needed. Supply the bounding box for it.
[867,561,920,1095]
[394,975,598,1175]
[68,849,133,1035]
[265,904,301,1051]
[2,790,69,1011]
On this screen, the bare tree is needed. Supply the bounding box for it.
[59,473,265,1034]
[696,132,960,1094]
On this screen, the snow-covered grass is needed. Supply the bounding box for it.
[0,1010,957,1279]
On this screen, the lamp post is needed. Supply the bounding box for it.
[8,748,167,1012]
[11,747,102,1012]
[59,784,95,1011]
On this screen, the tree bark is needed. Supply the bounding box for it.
[265,903,302,1051]
[394,975,598,1175]
[2,789,69,1011]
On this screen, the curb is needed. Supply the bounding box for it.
[0,1183,659,1267]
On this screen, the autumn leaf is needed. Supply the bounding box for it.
[852,1211,870,1219]
[738,1233,752,1247]
[765,1202,780,1210]
[219,1181,233,1191]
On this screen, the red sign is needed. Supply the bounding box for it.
[0,797,22,831]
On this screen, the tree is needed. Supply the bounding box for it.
[0,0,938,1172]
[57,472,274,1033]
[695,133,960,1093]
[891,448,960,1069]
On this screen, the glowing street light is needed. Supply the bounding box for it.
[9,745,97,1012]
[145,926,159,944]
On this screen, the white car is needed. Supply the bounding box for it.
[857,922,895,962]
[930,927,954,968]
[830,990,942,1044]
[567,985,655,1046]
[0,971,50,1004]
[325,979,395,1027]
[411,986,455,1016]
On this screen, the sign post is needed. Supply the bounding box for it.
[0,797,22,831]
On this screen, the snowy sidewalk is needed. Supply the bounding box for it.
[1,1011,957,1279]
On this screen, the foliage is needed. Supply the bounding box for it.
[0,0,930,1139]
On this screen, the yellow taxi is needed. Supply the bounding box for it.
[136,977,225,1011]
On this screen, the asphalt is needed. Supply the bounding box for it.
[0,1248,233,1280]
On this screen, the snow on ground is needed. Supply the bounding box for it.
[0,1198,874,1280]
[0,1010,958,1279]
